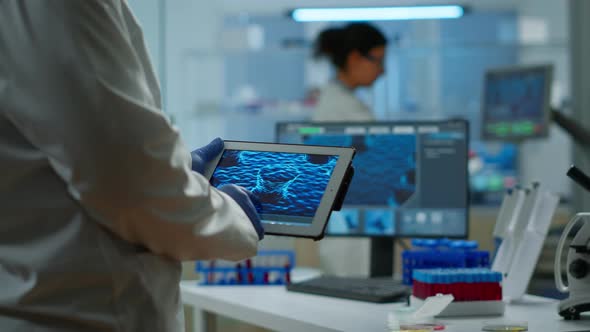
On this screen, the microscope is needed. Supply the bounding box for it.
[555,165,590,319]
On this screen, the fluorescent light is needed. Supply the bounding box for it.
[291,6,465,22]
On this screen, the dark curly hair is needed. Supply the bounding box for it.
[313,22,387,69]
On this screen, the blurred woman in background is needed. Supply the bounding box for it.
[312,23,388,121]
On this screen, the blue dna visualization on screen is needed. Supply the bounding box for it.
[210,150,338,225]
[276,121,469,238]
[303,135,416,207]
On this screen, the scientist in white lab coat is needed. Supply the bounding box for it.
[312,23,387,122]
[0,1,263,331]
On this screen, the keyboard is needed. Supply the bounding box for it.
[286,275,411,303]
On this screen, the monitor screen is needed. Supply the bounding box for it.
[469,141,518,205]
[481,64,553,141]
[276,120,469,238]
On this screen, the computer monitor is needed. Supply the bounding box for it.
[469,141,518,205]
[276,120,469,276]
[481,64,553,141]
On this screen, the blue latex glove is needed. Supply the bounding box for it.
[218,184,264,240]
[191,137,224,174]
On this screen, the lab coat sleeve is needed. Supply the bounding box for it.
[2,0,258,261]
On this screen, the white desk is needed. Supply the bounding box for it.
[180,281,590,332]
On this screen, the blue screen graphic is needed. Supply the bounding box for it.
[364,209,395,235]
[210,150,338,223]
[485,72,545,119]
[303,135,416,206]
[482,67,550,139]
[326,209,360,234]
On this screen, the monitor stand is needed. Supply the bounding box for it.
[369,237,395,277]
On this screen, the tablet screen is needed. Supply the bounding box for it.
[210,150,339,225]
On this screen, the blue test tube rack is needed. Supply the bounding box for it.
[195,250,295,286]
[402,239,490,285]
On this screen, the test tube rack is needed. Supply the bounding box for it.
[195,250,295,286]
[402,239,490,285]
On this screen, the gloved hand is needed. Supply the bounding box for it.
[218,184,264,240]
[191,137,224,174]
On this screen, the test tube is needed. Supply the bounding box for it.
[236,263,243,284]
[283,255,291,284]
[207,261,216,284]
[246,259,254,284]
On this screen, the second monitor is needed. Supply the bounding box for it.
[481,64,553,141]
[276,119,469,239]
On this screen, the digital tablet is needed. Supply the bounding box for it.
[203,141,355,240]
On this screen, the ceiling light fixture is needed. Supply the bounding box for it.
[290,5,465,22]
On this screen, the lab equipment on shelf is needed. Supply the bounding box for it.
[195,250,295,286]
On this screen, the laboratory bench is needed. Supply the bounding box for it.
[180,281,590,332]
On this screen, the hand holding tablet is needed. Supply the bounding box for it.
[203,141,355,240]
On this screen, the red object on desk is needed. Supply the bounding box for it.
[412,280,502,301]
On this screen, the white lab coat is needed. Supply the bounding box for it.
[0,1,258,331]
[312,81,375,122]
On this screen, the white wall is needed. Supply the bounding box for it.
[127,0,162,75]
[125,0,168,125]
[569,1,590,212]
[128,0,229,147]
[161,1,226,147]
[516,0,571,197]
